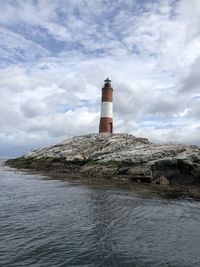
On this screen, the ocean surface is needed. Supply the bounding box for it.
[1,159,200,267]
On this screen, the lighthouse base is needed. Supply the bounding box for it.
[99,117,113,133]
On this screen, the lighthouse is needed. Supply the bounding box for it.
[99,77,113,133]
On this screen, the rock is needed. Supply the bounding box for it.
[80,164,117,178]
[6,133,200,185]
[118,166,129,175]
[191,164,200,178]
[152,176,169,186]
[127,167,153,183]
[149,158,180,179]
[177,158,193,173]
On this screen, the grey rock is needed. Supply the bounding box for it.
[152,176,170,186]
[6,133,200,184]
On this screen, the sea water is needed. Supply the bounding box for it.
[1,159,200,267]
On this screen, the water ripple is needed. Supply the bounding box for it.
[1,160,200,267]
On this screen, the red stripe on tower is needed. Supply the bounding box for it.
[99,78,113,133]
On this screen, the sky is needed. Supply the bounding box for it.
[0,0,200,157]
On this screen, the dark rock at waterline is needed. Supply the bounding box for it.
[6,133,200,185]
[152,176,170,186]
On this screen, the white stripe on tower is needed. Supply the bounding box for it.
[100,102,113,118]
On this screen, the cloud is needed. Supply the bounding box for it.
[20,100,47,118]
[181,56,200,93]
[0,28,49,65]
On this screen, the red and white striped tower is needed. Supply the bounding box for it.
[99,77,113,133]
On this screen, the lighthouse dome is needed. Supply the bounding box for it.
[104,77,111,83]
[104,77,111,87]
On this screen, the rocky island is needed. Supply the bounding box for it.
[6,133,200,194]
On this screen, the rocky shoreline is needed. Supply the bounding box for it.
[6,133,200,198]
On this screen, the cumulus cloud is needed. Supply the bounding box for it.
[0,0,200,156]
[181,57,200,93]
